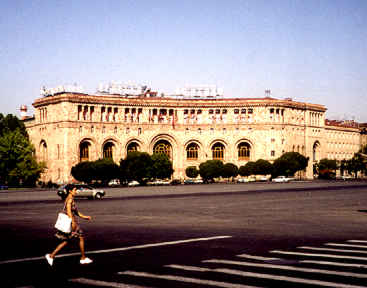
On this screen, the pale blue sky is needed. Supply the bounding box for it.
[1,0,366,121]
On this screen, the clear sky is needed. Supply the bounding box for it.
[1,0,366,121]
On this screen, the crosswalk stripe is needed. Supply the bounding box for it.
[298,246,367,254]
[0,235,231,265]
[70,277,151,288]
[166,264,367,288]
[327,243,367,249]
[270,250,367,261]
[203,259,367,279]
[118,270,261,288]
[348,240,367,244]
[236,254,281,261]
[300,260,367,269]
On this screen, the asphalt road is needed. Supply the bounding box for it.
[2,181,367,287]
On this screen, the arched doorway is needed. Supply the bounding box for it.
[40,140,48,162]
[313,141,321,162]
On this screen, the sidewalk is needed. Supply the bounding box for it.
[107,180,367,200]
[1,180,367,204]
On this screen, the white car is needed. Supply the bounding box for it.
[237,176,256,183]
[128,180,140,187]
[272,176,294,183]
[148,179,171,186]
[57,184,105,200]
[108,179,120,187]
[258,176,270,182]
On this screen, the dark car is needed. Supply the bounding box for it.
[0,184,8,190]
[57,184,105,200]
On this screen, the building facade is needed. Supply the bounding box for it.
[23,92,362,183]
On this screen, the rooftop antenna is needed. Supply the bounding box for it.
[265,90,271,97]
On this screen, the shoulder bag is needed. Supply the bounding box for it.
[54,202,72,233]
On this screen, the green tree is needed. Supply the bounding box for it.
[93,158,120,185]
[315,158,338,179]
[71,158,119,185]
[239,161,257,177]
[199,160,224,183]
[272,152,309,177]
[185,166,199,178]
[222,163,238,181]
[151,153,174,180]
[71,161,94,184]
[0,113,28,137]
[345,154,365,178]
[120,151,153,185]
[254,159,273,175]
[0,128,45,186]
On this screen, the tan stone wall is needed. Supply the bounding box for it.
[24,93,361,183]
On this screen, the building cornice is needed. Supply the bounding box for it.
[32,92,327,112]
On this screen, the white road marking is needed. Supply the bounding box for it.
[270,250,367,261]
[298,246,367,254]
[118,270,261,288]
[0,235,231,265]
[348,240,367,244]
[166,264,367,288]
[70,277,152,288]
[301,260,367,269]
[236,253,281,261]
[327,243,367,249]
[203,259,367,279]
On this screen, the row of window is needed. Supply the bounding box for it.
[79,141,252,162]
[75,105,296,124]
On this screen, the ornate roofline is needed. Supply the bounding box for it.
[33,92,327,112]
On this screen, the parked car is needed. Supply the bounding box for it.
[272,176,295,183]
[184,178,203,184]
[0,184,8,190]
[108,179,120,187]
[128,180,140,187]
[57,184,105,200]
[341,175,354,181]
[148,179,171,186]
[237,176,256,183]
[258,176,270,182]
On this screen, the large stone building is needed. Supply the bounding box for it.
[23,91,362,183]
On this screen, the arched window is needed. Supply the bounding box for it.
[212,143,225,160]
[79,142,90,162]
[127,142,139,154]
[186,143,199,160]
[103,142,114,159]
[238,142,251,160]
[153,140,171,158]
[40,140,48,162]
[313,141,320,162]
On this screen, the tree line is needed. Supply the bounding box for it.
[71,151,310,185]
[186,152,309,183]
[314,145,367,179]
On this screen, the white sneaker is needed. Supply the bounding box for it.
[80,257,93,264]
[45,254,53,266]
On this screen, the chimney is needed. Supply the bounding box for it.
[20,105,28,120]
